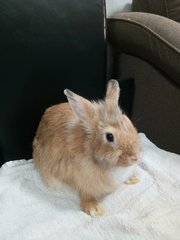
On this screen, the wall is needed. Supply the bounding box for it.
[106,0,132,17]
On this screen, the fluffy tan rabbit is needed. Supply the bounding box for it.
[33,80,141,216]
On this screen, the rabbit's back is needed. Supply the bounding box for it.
[33,103,76,181]
[36,103,73,139]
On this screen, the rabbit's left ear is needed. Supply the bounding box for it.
[64,89,95,122]
[105,79,120,105]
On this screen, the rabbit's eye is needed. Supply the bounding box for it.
[106,133,114,142]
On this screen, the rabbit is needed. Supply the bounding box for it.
[33,79,142,216]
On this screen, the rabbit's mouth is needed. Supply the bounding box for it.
[117,161,136,167]
[93,156,118,169]
[116,155,139,167]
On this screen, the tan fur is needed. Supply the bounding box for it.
[33,80,142,216]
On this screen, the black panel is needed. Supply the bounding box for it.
[118,78,135,118]
[0,0,106,164]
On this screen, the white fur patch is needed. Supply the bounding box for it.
[108,165,136,186]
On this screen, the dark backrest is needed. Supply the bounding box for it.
[0,0,106,165]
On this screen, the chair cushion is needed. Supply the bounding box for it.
[132,0,180,23]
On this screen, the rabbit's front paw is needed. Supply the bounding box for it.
[80,195,106,217]
[125,175,140,185]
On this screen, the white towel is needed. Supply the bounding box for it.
[0,133,180,240]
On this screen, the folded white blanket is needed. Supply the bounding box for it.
[0,133,180,240]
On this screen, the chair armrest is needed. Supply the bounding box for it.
[107,12,180,85]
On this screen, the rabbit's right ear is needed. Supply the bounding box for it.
[105,79,120,106]
[64,89,95,121]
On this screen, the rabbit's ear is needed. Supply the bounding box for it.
[105,79,120,105]
[64,89,94,121]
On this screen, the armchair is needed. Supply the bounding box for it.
[107,0,180,154]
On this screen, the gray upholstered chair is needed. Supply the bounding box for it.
[107,0,180,154]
